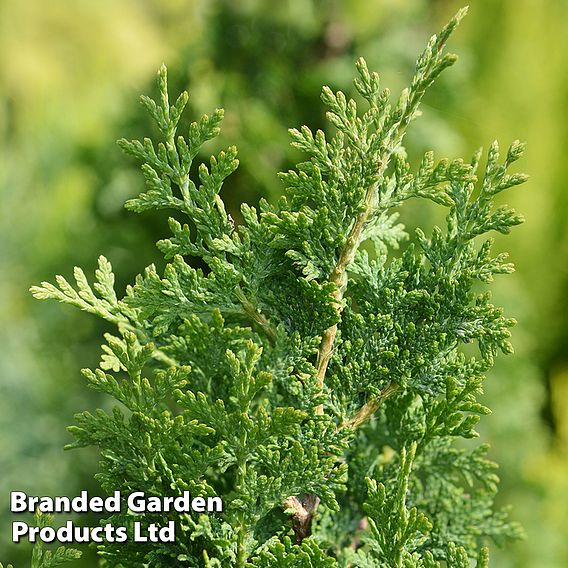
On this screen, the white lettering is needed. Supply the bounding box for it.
[12,521,28,542]
[10,492,28,513]
[146,496,162,512]
[159,521,175,542]
[133,521,147,541]
[128,492,146,513]
[90,496,103,512]
[192,497,206,512]
[207,496,223,512]
[105,491,121,512]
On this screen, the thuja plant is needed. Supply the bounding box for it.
[31,7,527,567]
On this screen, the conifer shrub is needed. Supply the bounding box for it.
[30,7,527,566]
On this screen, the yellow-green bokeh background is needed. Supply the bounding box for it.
[1,1,567,566]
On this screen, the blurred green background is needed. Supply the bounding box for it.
[1,0,566,566]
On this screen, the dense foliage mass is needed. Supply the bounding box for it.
[29,8,527,567]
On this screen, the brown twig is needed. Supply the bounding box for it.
[236,289,278,344]
[343,382,399,430]
[315,178,379,414]
[283,494,321,544]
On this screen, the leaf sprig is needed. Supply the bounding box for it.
[29,6,527,567]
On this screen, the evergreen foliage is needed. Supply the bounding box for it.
[1,513,82,568]
[29,513,82,568]
[30,7,526,566]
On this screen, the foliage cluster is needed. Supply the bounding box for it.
[24,7,528,567]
